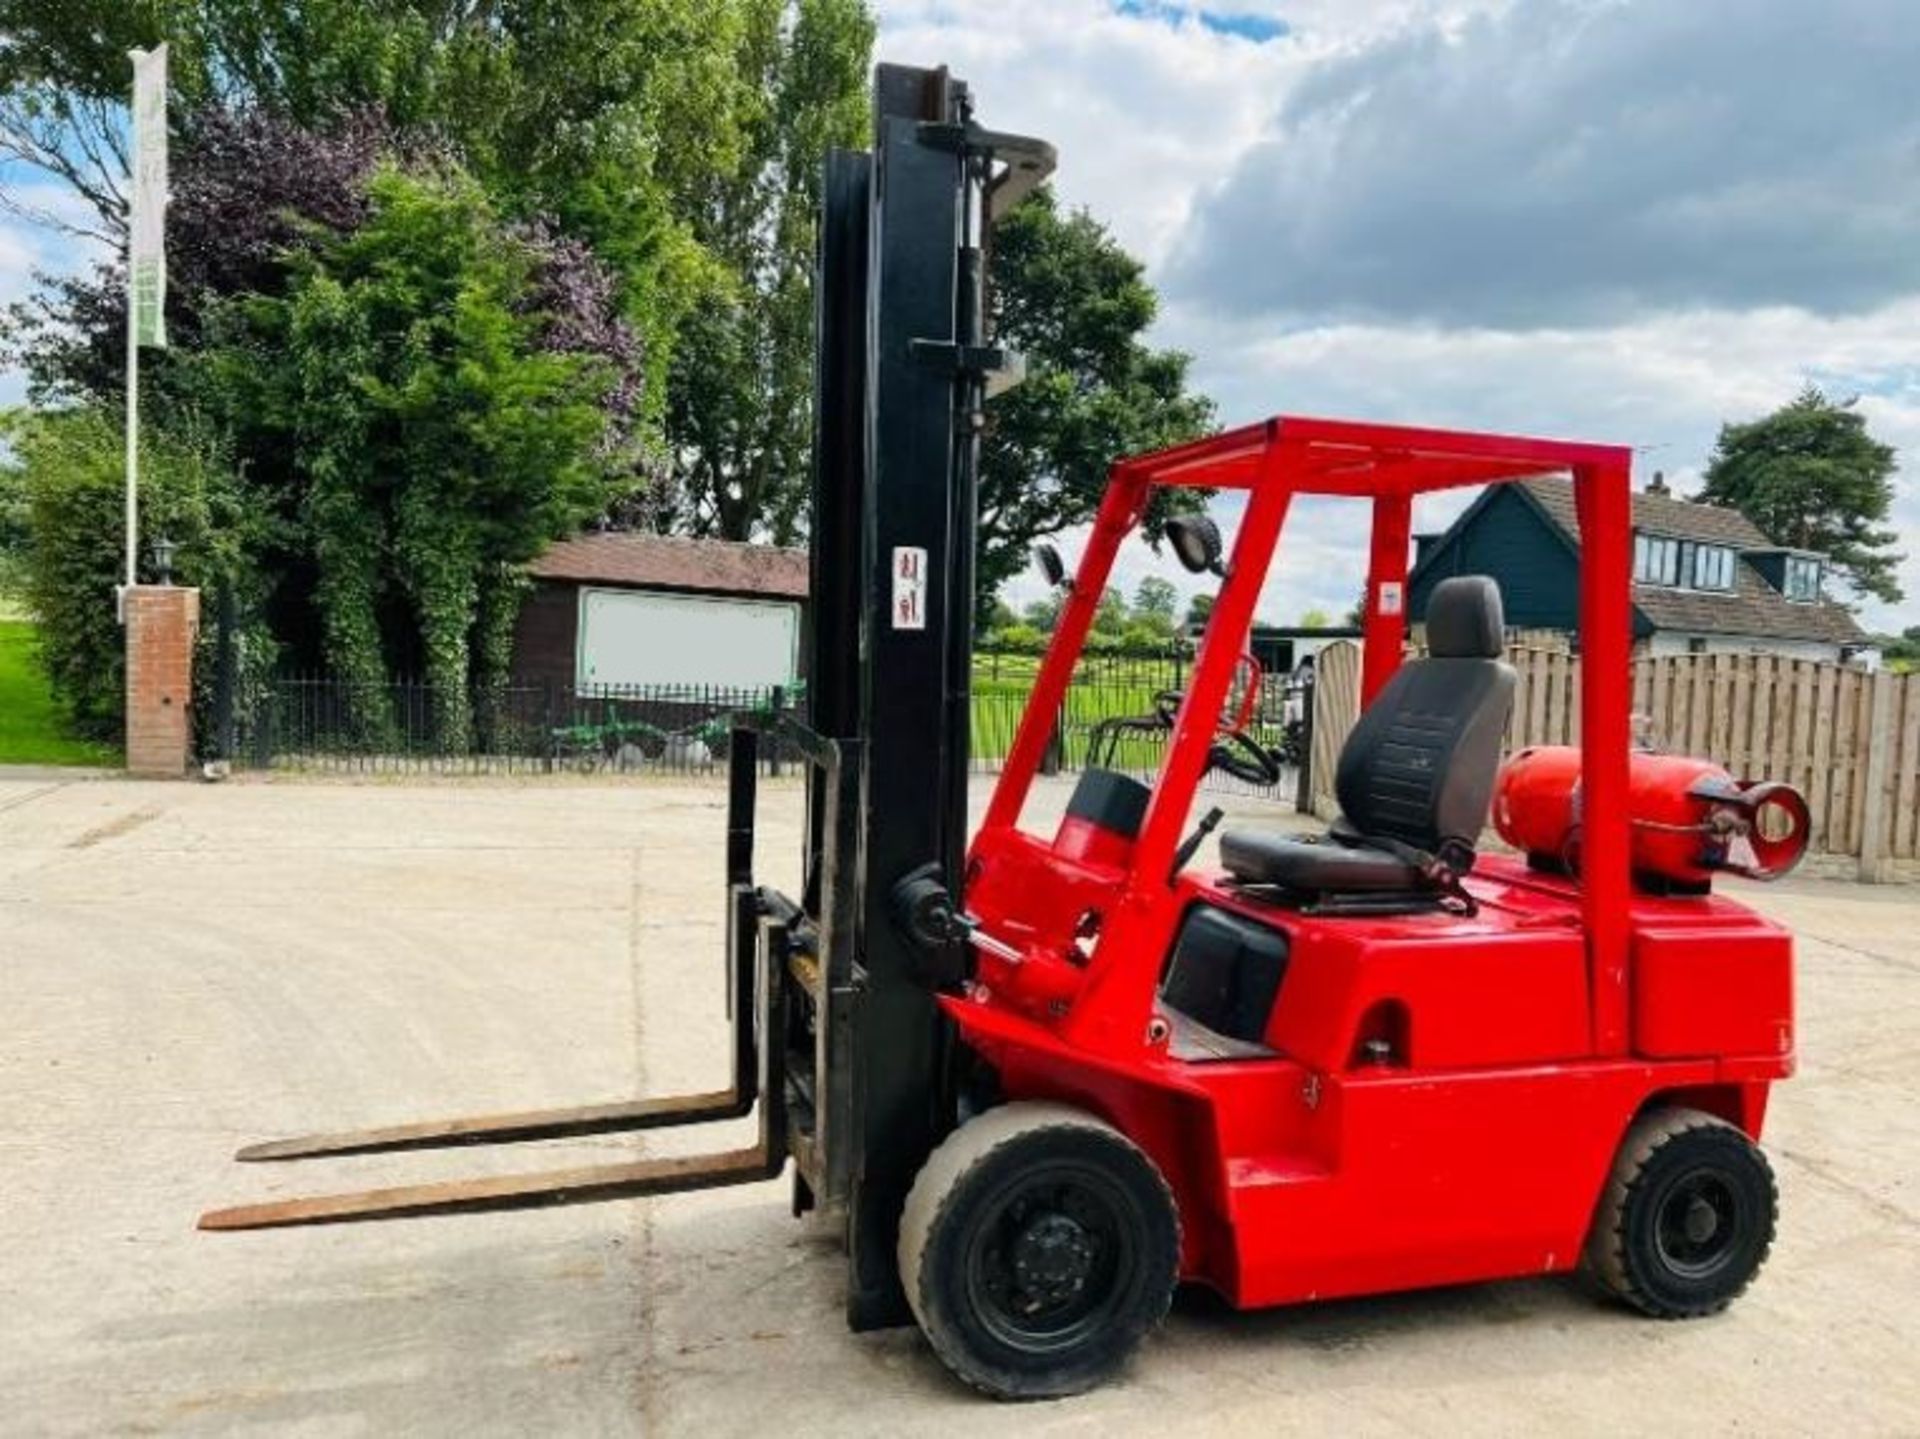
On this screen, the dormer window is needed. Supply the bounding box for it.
[1689,543,1736,591]
[1634,533,1676,585]
[1783,555,1821,602]
[1633,533,1735,591]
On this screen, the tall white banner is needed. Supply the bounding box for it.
[122,43,168,608]
[129,44,168,349]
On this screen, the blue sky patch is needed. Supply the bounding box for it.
[1114,1,1288,43]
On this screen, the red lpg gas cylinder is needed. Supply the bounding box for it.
[1493,745,1810,888]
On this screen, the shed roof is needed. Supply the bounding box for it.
[527,532,809,601]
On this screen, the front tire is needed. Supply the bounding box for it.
[1585,1106,1778,1318]
[898,1102,1179,1400]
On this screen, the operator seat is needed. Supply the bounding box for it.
[1218,576,1514,907]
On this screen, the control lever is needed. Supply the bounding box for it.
[1170,807,1226,882]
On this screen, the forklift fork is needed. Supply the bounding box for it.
[199,722,826,1233]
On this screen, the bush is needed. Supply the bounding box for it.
[3,407,269,736]
[0,451,27,600]
[988,623,1049,655]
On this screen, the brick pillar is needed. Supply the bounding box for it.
[124,585,201,777]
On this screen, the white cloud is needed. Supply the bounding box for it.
[879,0,1920,639]
[873,0,1511,265]
[876,0,1295,265]
[0,225,38,304]
[0,170,113,409]
[3,5,1912,639]
[1169,0,1920,327]
[1164,298,1920,630]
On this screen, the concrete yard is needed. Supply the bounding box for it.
[3,770,1917,1436]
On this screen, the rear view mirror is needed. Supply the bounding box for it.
[1033,543,1069,590]
[1163,515,1225,576]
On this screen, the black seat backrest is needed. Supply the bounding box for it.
[1334,576,1515,864]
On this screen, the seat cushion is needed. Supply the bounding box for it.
[1218,830,1424,893]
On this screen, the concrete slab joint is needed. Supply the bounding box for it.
[123,584,201,778]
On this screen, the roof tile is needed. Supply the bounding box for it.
[527,532,809,600]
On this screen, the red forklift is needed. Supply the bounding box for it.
[203,64,1804,1401]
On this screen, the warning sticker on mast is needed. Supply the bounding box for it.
[892,546,927,631]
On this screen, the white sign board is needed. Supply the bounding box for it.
[577,588,800,691]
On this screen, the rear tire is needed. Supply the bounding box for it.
[898,1102,1179,1400]
[1585,1106,1777,1318]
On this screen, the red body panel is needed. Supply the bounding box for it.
[1634,923,1794,1061]
[955,416,1795,1314]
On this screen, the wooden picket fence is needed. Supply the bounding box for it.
[1309,640,1920,877]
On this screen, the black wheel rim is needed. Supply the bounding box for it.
[1653,1164,1744,1279]
[961,1160,1142,1356]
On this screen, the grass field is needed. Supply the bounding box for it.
[969,652,1295,775]
[0,620,118,767]
[970,661,1175,770]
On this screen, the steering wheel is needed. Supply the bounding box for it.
[1150,655,1284,786]
[1206,727,1283,787]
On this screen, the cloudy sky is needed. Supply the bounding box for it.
[876,0,1920,634]
[3,0,1915,634]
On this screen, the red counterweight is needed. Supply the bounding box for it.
[1494,745,1810,889]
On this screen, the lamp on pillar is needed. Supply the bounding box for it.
[148,535,177,586]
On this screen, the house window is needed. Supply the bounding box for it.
[1689,543,1735,591]
[1633,534,1733,590]
[1634,534,1680,585]
[1784,555,1821,602]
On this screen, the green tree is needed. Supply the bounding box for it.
[1184,591,1214,629]
[203,165,621,742]
[1299,607,1332,629]
[664,0,872,540]
[0,0,436,240]
[978,188,1214,620]
[1124,576,1178,650]
[1698,387,1905,605]
[0,0,176,243]
[1120,620,1172,653]
[0,0,754,422]
[424,0,757,422]
[1133,575,1177,621]
[1880,625,1920,673]
[1091,585,1129,637]
[1021,594,1063,631]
